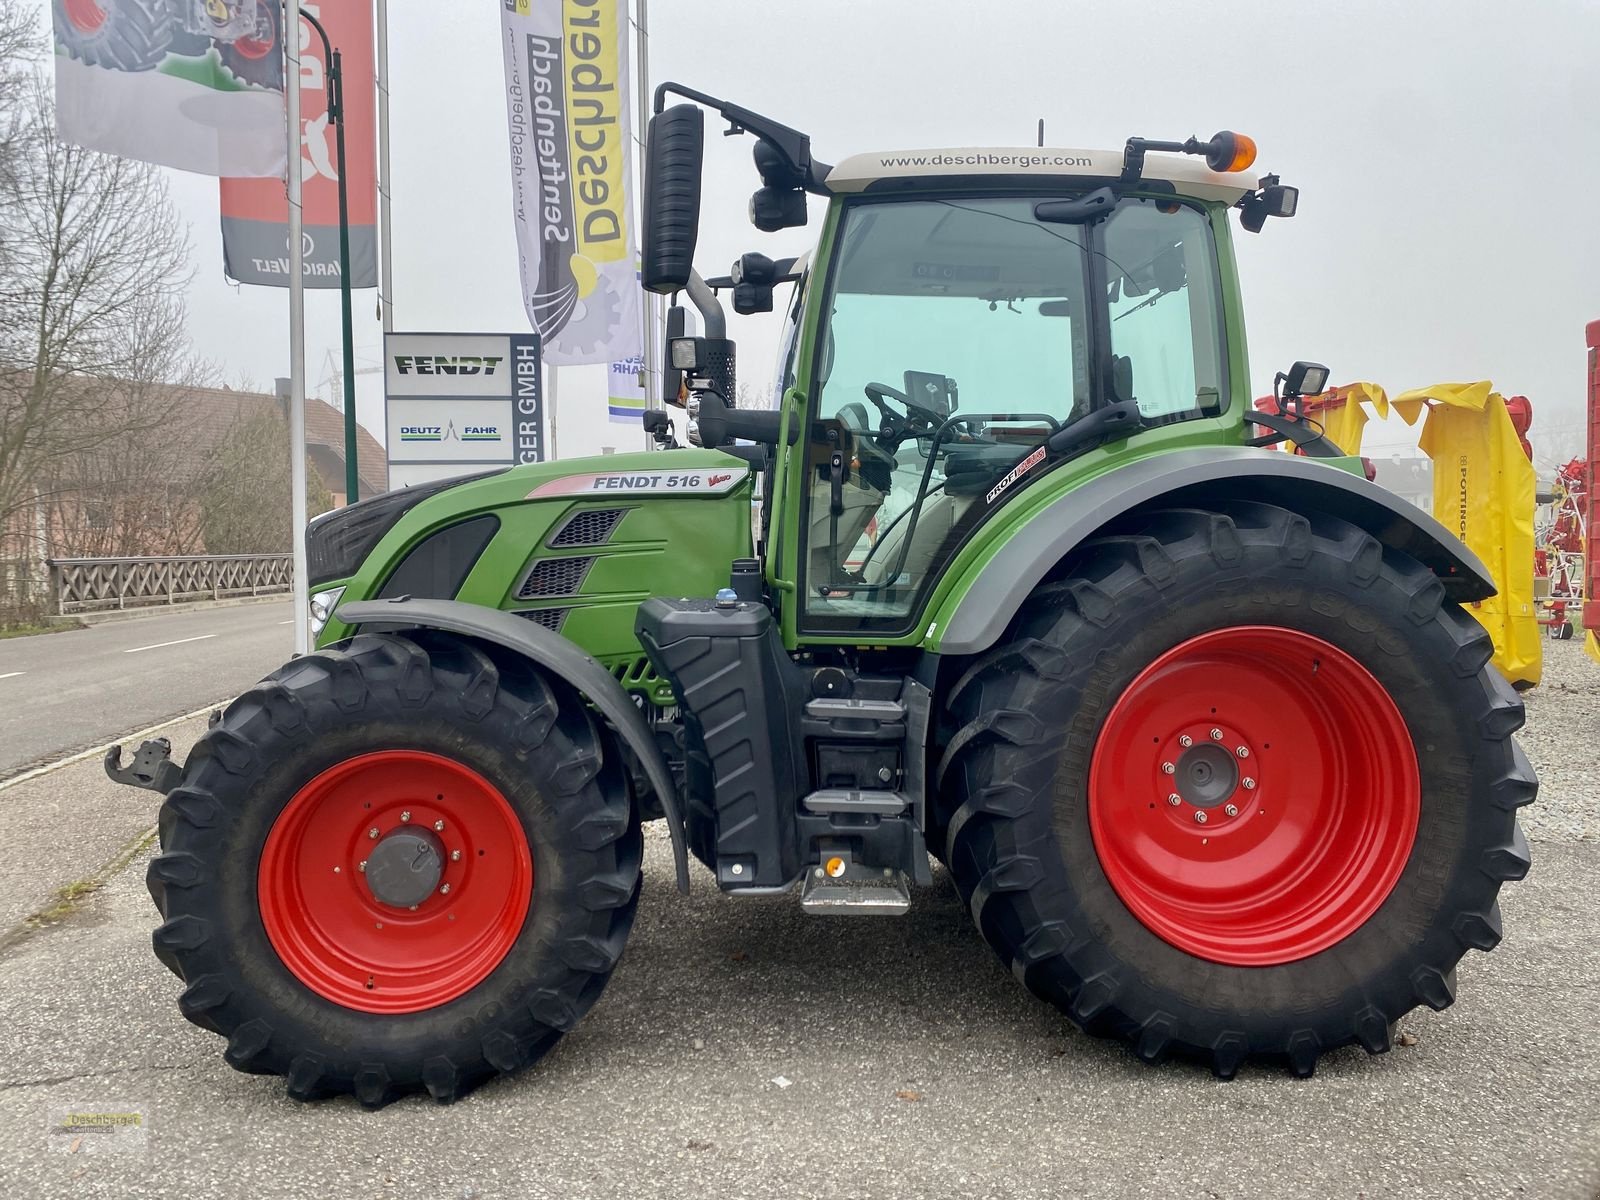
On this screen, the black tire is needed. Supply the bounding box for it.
[938,501,1535,1078]
[146,630,642,1105]
[53,0,173,72]
[217,0,282,91]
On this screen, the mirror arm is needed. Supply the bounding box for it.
[684,270,725,338]
[654,81,832,195]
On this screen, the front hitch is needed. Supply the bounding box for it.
[104,738,184,795]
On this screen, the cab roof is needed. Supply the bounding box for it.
[825,147,1253,204]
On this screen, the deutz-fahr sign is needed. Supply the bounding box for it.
[384,332,542,488]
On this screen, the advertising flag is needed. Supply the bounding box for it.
[52,0,287,176]
[501,0,641,366]
[607,357,645,422]
[220,1,378,288]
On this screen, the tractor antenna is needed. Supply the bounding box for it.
[1037,119,1045,147]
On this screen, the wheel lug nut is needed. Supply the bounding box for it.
[1242,777,1257,790]
[1194,810,1208,824]
[368,827,380,839]
[358,860,367,872]
[439,883,451,895]
[1161,762,1176,775]
[1209,728,1223,741]
[433,819,445,832]
[1178,734,1193,748]
[400,811,411,823]
[1224,804,1239,817]
[1235,746,1250,759]
[1167,793,1182,807]
[450,849,461,861]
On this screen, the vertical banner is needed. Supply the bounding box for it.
[607,357,645,422]
[53,1,286,176]
[220,1,378,286]
[501,0,642,366]
[384,332,543,488]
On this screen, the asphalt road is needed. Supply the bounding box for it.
[0,635,1593,1198]
[0,601,294,779]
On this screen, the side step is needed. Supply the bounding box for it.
[801,789,909,816]
[799,863,912,917]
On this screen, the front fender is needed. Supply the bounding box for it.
[337,597,690,894]
[933,447,1495,657]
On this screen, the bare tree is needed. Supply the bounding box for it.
[0,20,209,605]
[198,408,333,555]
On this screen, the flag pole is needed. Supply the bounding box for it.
[286,0,310,656]
[634,0,656,439]
[547,365,560,460]
[376,0,394,334]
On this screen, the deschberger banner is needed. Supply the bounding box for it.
[53,1,286,176]
[501,0,641,366]
[220,1,378,287]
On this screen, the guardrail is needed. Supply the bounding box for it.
[49,554,293,615]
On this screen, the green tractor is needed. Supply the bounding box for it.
[110,85,1534,1103]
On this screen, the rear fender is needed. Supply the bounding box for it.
[933,447,1495,657]
[337,597,690,894]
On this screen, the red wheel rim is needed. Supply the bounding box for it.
[233,8,275,59]
[64,0,106,33]
[233,31,273,60]
[1089,626,1419,966]
[258,751,533,1013]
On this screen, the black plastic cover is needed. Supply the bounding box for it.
[377,515,499,601]
[636,597,804,888]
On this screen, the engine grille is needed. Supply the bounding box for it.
[516,555,594,599]
[515,608,568,633]
[549,508,626,547]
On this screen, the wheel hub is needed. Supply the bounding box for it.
[1174,742,1238,808]
[364,827,445,908]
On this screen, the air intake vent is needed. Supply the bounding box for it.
[516,608,568,633]
[517,556,593,599]
[549,507,626,547]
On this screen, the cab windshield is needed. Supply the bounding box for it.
[799,193,1227,633]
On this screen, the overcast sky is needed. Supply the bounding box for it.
[53,0,1600,465]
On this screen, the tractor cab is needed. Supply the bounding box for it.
[640,84,1299,647]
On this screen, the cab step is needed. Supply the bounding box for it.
[799,863,912,917]
[801,789,909,816]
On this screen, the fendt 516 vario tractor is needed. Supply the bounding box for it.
[110,86,1534,1104]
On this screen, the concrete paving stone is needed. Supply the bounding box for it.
[0,828,1591,1200]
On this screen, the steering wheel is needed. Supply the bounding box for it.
[863,381,943,447]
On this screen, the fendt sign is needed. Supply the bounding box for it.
[384,332,542,488]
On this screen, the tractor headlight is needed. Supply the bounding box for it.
[309,586,345,637]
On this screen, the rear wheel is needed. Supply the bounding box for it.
[53,0,173,72]
[939,501,1534,1076]
[148,631,642,1105]
[217,0,282,90]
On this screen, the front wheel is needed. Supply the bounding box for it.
[147,631,642,1105]
[938,501,1534,1077]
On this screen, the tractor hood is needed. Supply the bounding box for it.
[313,447,757,691]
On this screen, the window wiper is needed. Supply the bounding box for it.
[1046,399,1141,456]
